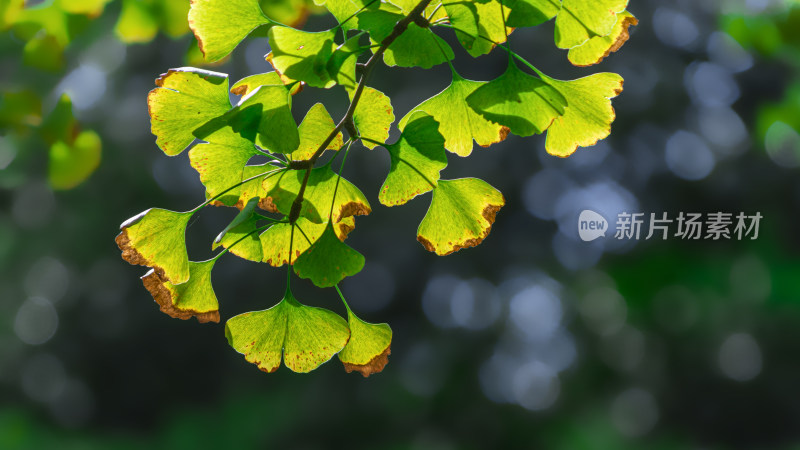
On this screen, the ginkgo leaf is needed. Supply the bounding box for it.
[268,27,336,88]
[293,103,343,161]
[293,222,365,287]
[116,208,192,284]
[466,61,567,137]
[567,10,637,67]
[353,87,393,149]
[225,290,350,373]
[338,307,392,377]
[212,200,265,262]
[445,0,511,57]
[417,178,505,255]
[261,218,325,267]
[358,10,454,68]
[188,0,273,62]
[188,126,261,207]
[504,0,559,28]
[234,84,300,154]
[141,260,220,324]
[262,166,371,223]
[379,112,446,206]
[148,68,231,156]
[542,72,623,157]
[399,71,508,156]
[114,0,158,43]
[48,129,101,190]
[554,0,628,49]
[230,72,303,96]
[41,94,77,146]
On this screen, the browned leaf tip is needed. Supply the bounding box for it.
[141,270,220,324]
[478,126,511,149]
[343,345,391,377]
[258,196,279,213]
[116,229,148,268]
[575,15,639,68]
[417,199,504,256]
[336,201,372,222]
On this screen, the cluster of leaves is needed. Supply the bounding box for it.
[116,0,636,375]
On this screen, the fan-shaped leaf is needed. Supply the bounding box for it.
[268,27,336,88]
[48,129,101,190]
[338,308,392,377]
[542,72,623,156]
[417,178,505,255]
[353,87,394,149]
[142,260,220,324]
[189,0,272,62]
[379,112,447,206]
[147,68,230,156]
[504,0,559,28]
[466,61,567,137]
[293,103,343,161]
[116,208,192,284]
[400,71,508,156]
[293,223,365,287]
[225,291,350,373]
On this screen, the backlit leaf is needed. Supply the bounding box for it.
[147,68,230,156]
[189,0,272,62]
[212,199,265,262]
[116,208,192,284]
[554,0,628,49]
[268,27,336,88]
[358,10,454,68]
[445,0,511,57]
[225,290,350,373]
[399,71,508,156]
[142,260,220,324]
[188,126,262,207]
[261,218,326,267]
[567,10,637,67]
[417,178,505,255]
[293,223,365,287]
[338,308,392,377]
[466,61,567,137]
[542,72,623,156]
[353,87,394,149]
[230,72,303,96]
[115,0,158,43]
[379,112,447,206]
[292,103,343,161]
[234,84,300,154]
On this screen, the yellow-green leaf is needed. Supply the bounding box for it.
[141,260,220,324]
[116,208,192,284]
[338,308,391,377]
[268,27,336,88]
[445,0,511,57]
[466,61,567,137]
[353,86,394,149]
[567,10,637,67]
[379,112,446,206]
[399,71,508,156]
[225,291,350,373]
[213,204,265,262]
[542,72,623,157]
[115,0,158,43]
[554,0,628,49]
[234,84,300,154]
[293,223,365,287]
[417,178,505,256]
[292,103,343,161]
[147,68,231,156]
[188,126,261,207]
[189,0,273,62]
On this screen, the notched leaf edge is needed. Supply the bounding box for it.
[141,269,220,323]
[343,345,391,377]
